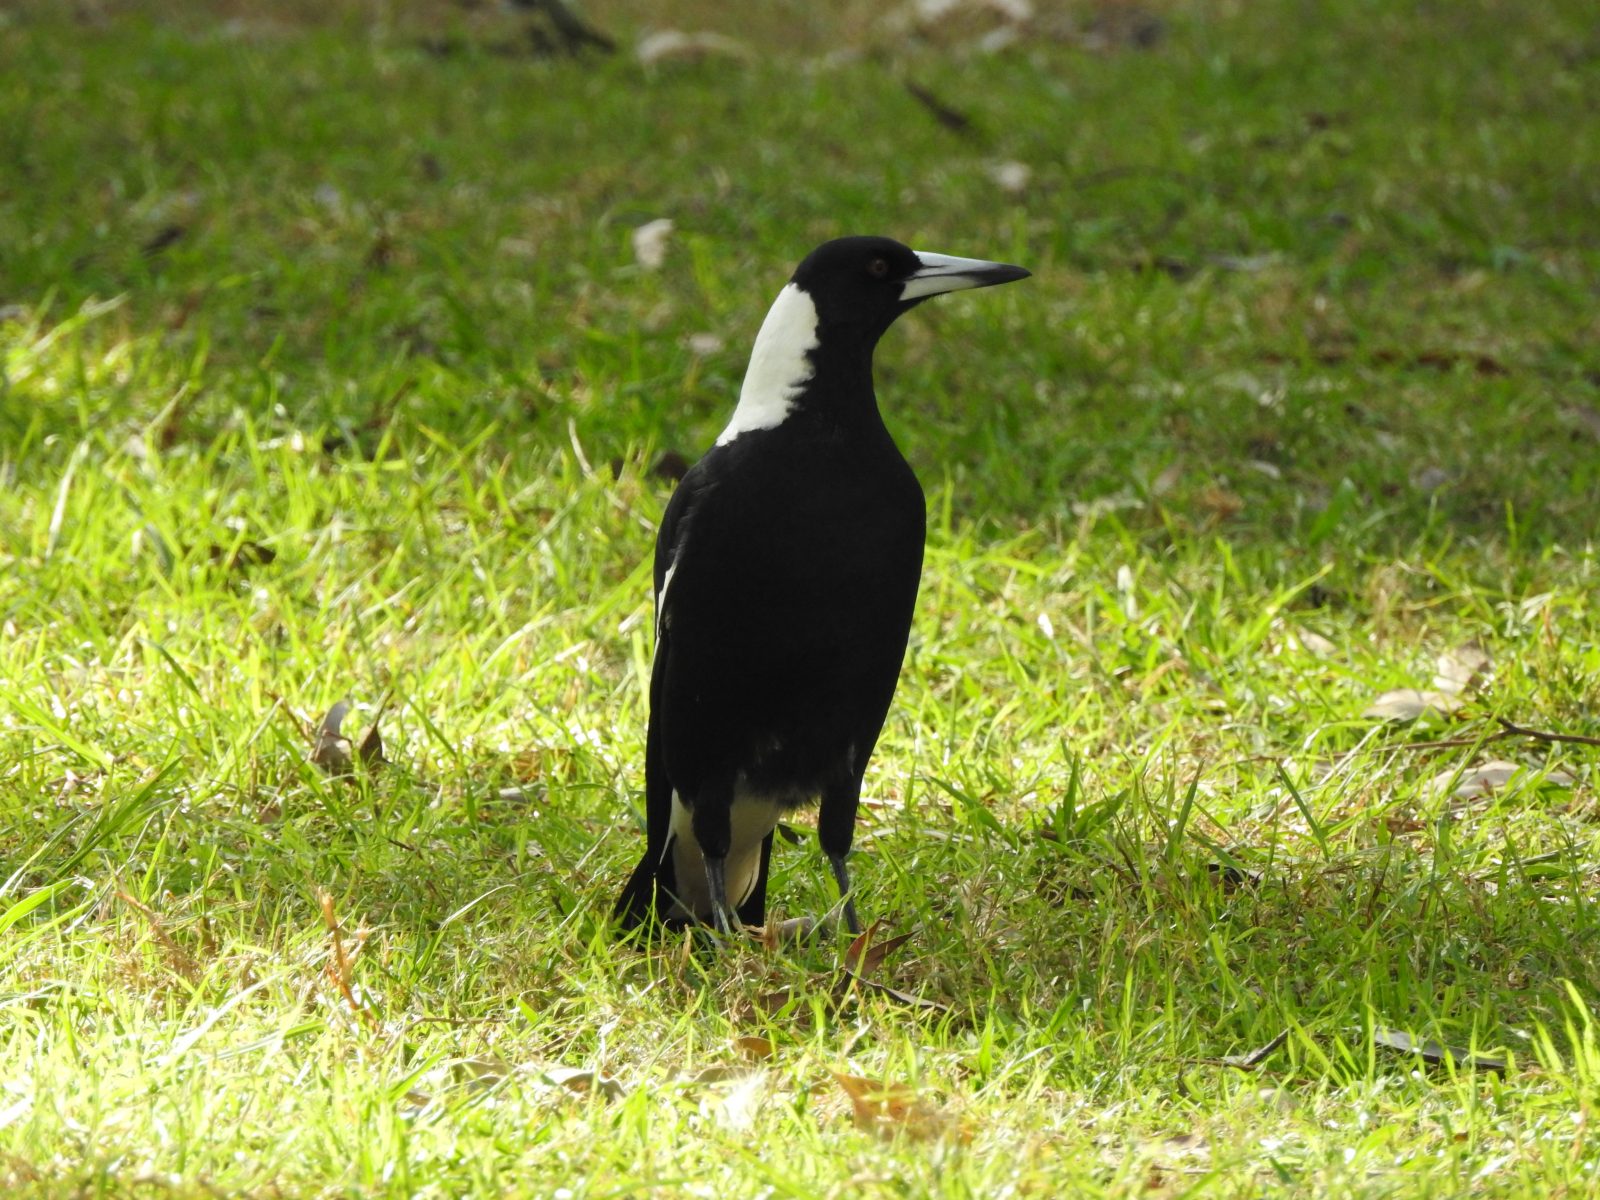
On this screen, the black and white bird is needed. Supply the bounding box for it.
[614,236,1029,937]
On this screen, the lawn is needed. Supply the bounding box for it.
[2,0,1599,1195]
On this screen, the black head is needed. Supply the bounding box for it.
[788,236,1029,344]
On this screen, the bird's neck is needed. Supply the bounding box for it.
[717,285,884,447]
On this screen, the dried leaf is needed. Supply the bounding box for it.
[207,540,277,571]
[903,80,978,139]
[1373,1028,1507,1074]
[1363,688,1462,721]
[1424,759,1526,800]
[844,925,913,977]
[839,973,952,1015]
[636,30,751,68]
[1211,1029,1288,1070]
[986,160,1031,194]
[712,1069,766,1131]
[831,1072,951,1141]
[1205,862,1263,891]
[309,699,387,776]
[310,701,356,775]
[1295,629,1338,658]
[1563,402,1600,443]
[140,224,185,258]
[631,218,674,270]
[536,1065,628,1100]
[1432,644,1491,695]
[734,1035,775,1061]
[1196,484,1244,521]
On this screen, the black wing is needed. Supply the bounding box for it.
[612,464,705,929]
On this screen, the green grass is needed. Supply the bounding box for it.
[3,0,1600,1195]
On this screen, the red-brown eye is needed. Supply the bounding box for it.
[868,258,890,279]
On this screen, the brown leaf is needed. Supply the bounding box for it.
[844,925,913,977]
[903,80,978,139]
[207,540,277,571]
[830,1072,952,1141]
[734,1035,775,1061]
[536,1065,628,1099]
[1423,759,1526,800]
[838,973,952,1015]
[1432,643,1491,695]
[1373,1028,1507,1073]
[140,224,185,259]
[1208,1029,1288,1070]
[1563,402,1600,443]
[310,699,387,776]
[1362,688,1462,722]
[1196,484,1244,521]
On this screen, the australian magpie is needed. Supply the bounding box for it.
[614,236,1029,937]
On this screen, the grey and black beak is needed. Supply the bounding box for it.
[901,251,1031,301]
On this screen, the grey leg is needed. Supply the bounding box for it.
[703,855,736,935]
[827,851,861,936]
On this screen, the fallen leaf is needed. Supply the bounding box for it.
[1295,629,1338,658]
[535,1064,628,1100]
[986,160,1031,194]
[1433,644,1491,695]
[631,218,674,270]
[207,540,277,571]
[1204,862,1263,891]
[141,224,185,258]
[1363,688,1462,721]
[523,0,617,55]
[309,699,387,776]
[1563,402,1600,443]
[1373,1028,1507,1074]
[831,1072,952,1141]
[844,922,914,976]
[838,973,952,1015]
[711,1069,766,1131]
[1424,759,1526,800]
[903,80,978,139]
[636,29,751,68]
[1204,1029,1288,1070]
[1196,484,1244,521]
[734,1035,775,1061]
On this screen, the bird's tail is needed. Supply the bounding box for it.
[612,849,662,931]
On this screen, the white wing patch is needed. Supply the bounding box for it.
[656,561,677,638]
[715,283,819,446]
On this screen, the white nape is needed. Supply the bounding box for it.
[715,283,819,446]
[664,788,785,921]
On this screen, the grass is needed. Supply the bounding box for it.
[2,0,1599,1194]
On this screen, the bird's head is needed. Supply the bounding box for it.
[717,236,1029,445]
[790,235,1030,344]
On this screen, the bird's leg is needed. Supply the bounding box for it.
[702,855,736,936]
[691,784,737,936]
[826,850,861,936]
[819,777,864,936]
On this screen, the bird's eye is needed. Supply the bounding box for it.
[867,257,890,279]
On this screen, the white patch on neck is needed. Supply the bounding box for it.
[715,283,819,446]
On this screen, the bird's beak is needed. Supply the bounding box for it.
[901,251,1031,301]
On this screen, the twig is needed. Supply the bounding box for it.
[318,889,374,1026]
[1393,717,1600,753]
[114,886,203,984]
[1494,717,1600,747]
